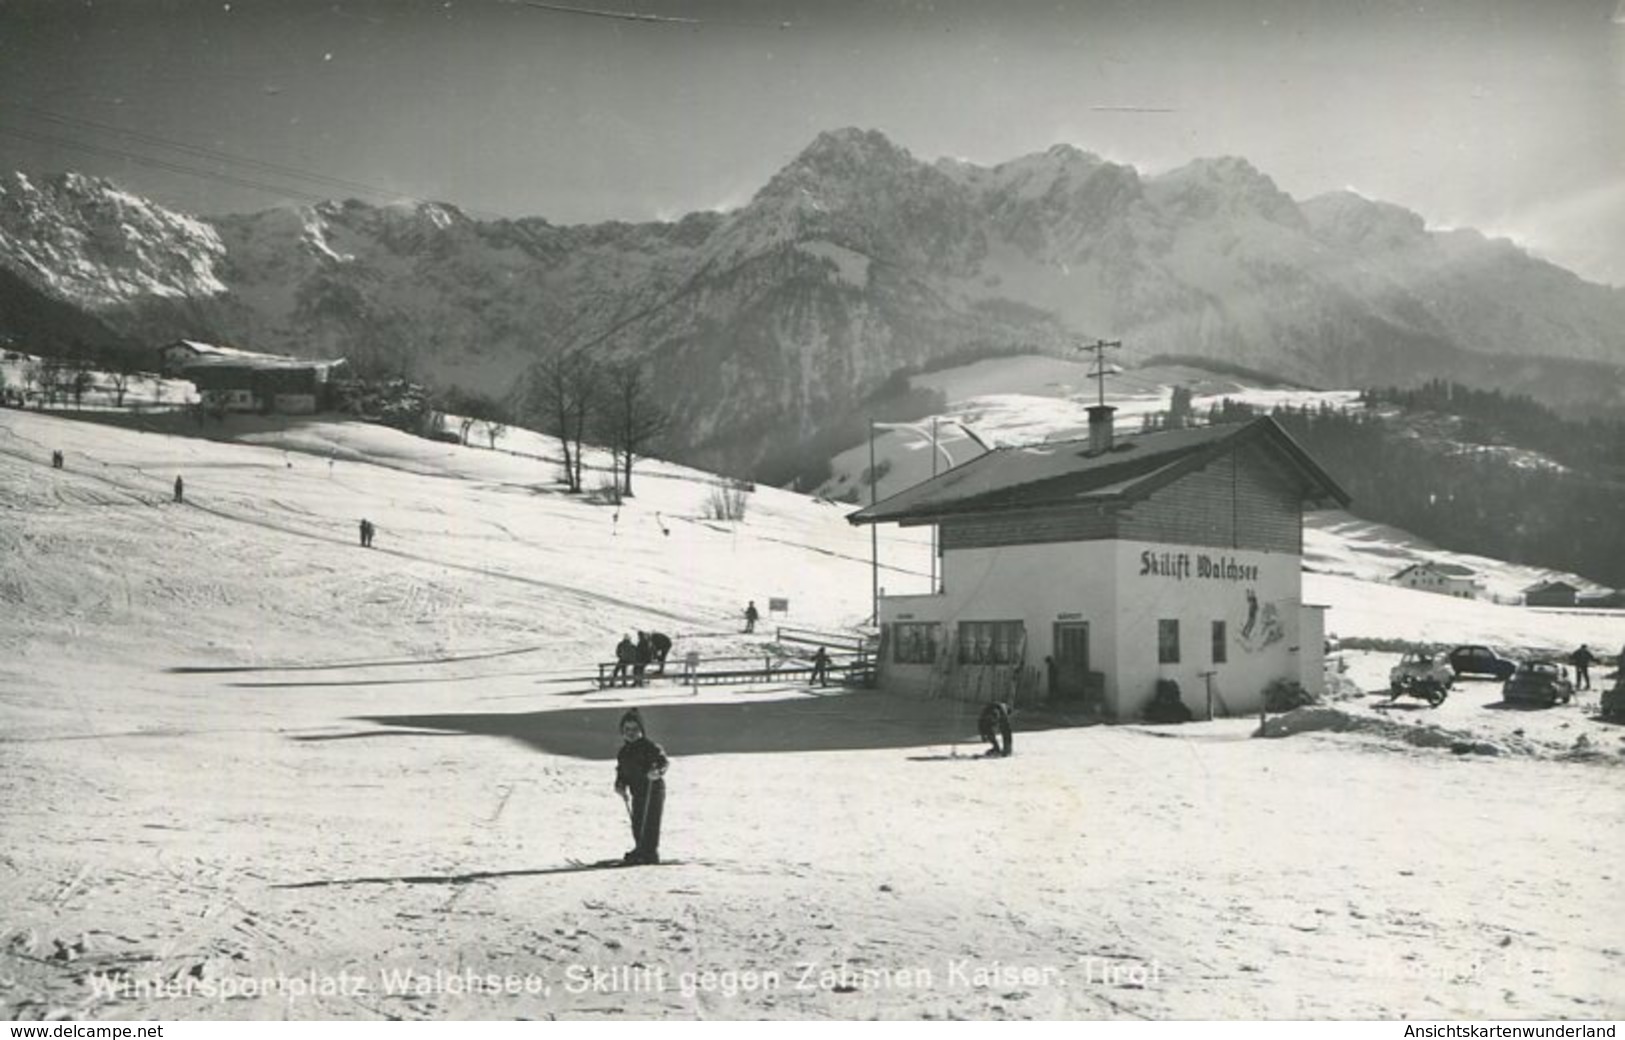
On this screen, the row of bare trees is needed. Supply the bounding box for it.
[524,351,671,498]
[5,354,131,408]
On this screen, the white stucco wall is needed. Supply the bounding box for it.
[1111,540,1303,719]
[878,537,1309,719]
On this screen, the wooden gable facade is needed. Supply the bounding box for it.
[938,438,1311,555]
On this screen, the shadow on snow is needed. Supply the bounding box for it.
[345,690,1072,760]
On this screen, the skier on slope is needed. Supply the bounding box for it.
[613,709,669,865]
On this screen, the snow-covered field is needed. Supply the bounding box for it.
[2,408,1621,1021]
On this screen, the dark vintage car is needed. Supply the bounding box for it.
[1502,660,1575,706]
[1447,644,1518,681]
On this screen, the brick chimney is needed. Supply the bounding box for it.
[1087,404,1116,453]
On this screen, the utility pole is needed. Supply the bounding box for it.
[869,418,879,626]
[1076,338,1122,407]
[930,416,939,593]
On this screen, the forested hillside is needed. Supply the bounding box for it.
[1205,389,1625,587]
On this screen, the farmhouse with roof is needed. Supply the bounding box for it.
[1522,579,1580,608]
[159,339,348,415]
[1390,561,1485,600]
[847,406,1349,720]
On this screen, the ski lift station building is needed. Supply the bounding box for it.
[847,408,1350,720]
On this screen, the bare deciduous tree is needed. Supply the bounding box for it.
[108,361,133,408]
[486,422,508,450]
[598,361,671,498]
[526,351,599,493]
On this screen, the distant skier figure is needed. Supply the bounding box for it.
[359,519,375,548]
[173,475,184,503]
[50,450,62,469]
[978,701,1013,757]
[809,645,831,687]
[1571,644,1597,691]
[648,631,672,674]
[611,634,636,688]
[682,650,700,682]
[613,709,668,865]
[743,600,759,634]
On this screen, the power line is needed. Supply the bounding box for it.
[0,124,335,205]
[7,104,422,206]
[0,103,508,220]
[515,0,792,28]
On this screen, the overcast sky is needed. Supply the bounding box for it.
[2,0,1622,284]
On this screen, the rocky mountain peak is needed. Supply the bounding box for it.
[1147,155,1304,227]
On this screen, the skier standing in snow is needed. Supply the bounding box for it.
[173,475,184,503]
[613,709,668,865]
[743,600,759,634]
[634,631,652,687]
[977,701,1013,757]
[809,645,831,687]
[1571,644,1596,690]
[611,634,636,687]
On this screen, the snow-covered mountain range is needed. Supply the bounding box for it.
[4,129,1624,471]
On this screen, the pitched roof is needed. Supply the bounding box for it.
[1523,579,1580,594]
[1395,562,1479,579]
[847,415,1349,526]
[165,339,345,372]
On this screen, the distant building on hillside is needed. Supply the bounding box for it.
[1577,589,1625,610]
[161,339,348,415]
[1390,561,1484,600]
[847,409,1350,721]
[1523,579,1580,608]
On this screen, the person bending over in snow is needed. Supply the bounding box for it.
[649,631,673,674]
[614,709,668,865]
[977,701,1013,757]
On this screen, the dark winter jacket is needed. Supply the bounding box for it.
[615,638,636,664]
[977,702,1009,740]
[1571,647,1596,667]
[615,737,669,795]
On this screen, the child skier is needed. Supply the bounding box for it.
[614,709,669,865]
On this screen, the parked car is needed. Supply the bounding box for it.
[1501,660,1574,707]
[1388,650,1453,706]
[1447,644,1518,681]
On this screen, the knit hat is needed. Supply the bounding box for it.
[619,709,645,733]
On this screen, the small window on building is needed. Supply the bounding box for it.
[1211,620,1227,664]
[1158,619,1180,664]
[957,620,1025,665]
[893,622,941,665]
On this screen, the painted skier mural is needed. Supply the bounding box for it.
[1237,586,1285,654]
